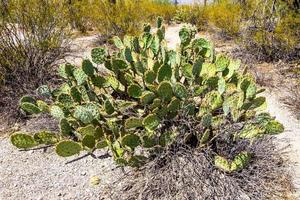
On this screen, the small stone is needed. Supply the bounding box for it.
[81,171,87,176]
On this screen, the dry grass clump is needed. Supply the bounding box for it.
[103,113,293,200]
[282,83,300,120]
[107,138,292,200]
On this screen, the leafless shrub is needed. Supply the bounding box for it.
[282,84,300,120]
[102,113,293,200]
[106,138,293,200]
[0,0,70,88]
[0,0,71,126]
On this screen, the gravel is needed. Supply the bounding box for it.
[0,24,299,200]
[0,138,125,200]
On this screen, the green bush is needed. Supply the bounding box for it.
[70,0,176,36]
[0,0,70,87]
[241,0,300,60]
[11,19,284,170]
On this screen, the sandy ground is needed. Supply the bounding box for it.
[0,24,299,200]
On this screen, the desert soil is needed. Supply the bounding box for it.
[0,24,299,200]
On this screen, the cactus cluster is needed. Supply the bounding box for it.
[11,18,284,170]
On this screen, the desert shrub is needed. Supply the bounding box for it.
[173,5,209,31]
[11,17,285,178]
[0,0,70,88]
[65,0,95,33]
[89,0,176,37]
[206,0,242,36]
[241,0,300,60]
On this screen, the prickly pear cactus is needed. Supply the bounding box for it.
[11,18,284,171]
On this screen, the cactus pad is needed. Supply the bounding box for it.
[91,47,107,64]
[214,156,231,172]
[34,131,58,144]
[82,59,95,77]
[74,105,94,124]
[104,99,115,115]
[55,141,82,157]
[112,59,128,70]
[60,118,72,136]
[11,133,38,149]
[128,84,142,98]
[140,91,156,105]
[122,134,141,149]
[20,102,41,114]
[82,135,96,149]
[157,81,173,101]
[157,64,172,82]
[50,105,65,119]
[143,114,160,131]
[230,152,251,172]
[125,117,143,129]
[173,83,188,99]
[73,68,88,85]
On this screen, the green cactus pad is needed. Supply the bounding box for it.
[73,68,88,85]
[150,98,161,109]
[37,85,52,98]
[82,59,95,77]
[125,117,143,129]
[218,77,226,95]
[112,36,124,49]
[20,102,41,114]
[202,113,212,128]
[104,99,115,115]
[77,125,96,136]
[142,135,156,148]
[58,63,74,78]
[96,140,108,149]
[70,86,82,103]
[57,93,73,108]
[128,84,142,98]
[230,152,251,172]
[82,135,96,149]
[91,47,107,64]
[55,141,82,157]
[214,155,231,172]
[10,133,38,149]
[239,124,264,139]
[122,134,141,149]
[204,91,223,110]
[157,16,163,28]
[36,100,49,113]
[200,129,210,144]
[140,91,156,105]
[50,105,65,119]
[112,59,128,70]
[264,120,284,135]
[157,64,172,82]
[179,27,191,46]
[215,55,230,72]
[226,59,241,79]
[74,105,95,124]
[144,70,156,84]
[20,95,36,104]
[143,114,160,131]
[124,47,133,63]
[167,97,181,112]
[60,118,72,136]
[182,63,193,79]
[90,75,105,89]
[173,83,188,99]
[157,81,173,101]
[106,76,120,90]
[33,131,58,144]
